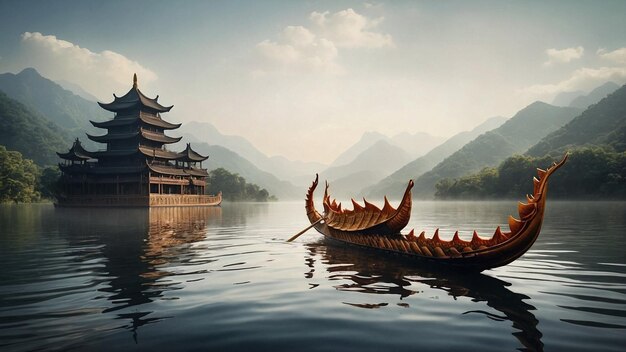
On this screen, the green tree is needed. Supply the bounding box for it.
[435,147,626,199]
[207,168,274,201]
[38,166,61,200]
[0,145,41,203]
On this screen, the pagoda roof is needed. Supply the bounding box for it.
[139,113,181,130]
[98,74,173,113]
[139,145,181,159]
[87,131,139,143]
[90,113,181,130]
[140,129,182,144]
[57,138,93,160]
[147,163,209,177]
[90,117,136,128]
[178,143,209,162]
[140,145,207,162]
[86,129,182,144]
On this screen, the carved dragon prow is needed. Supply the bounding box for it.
[304,154,568,272]
[306,174,414,235]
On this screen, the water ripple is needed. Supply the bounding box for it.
[0,202,625,352]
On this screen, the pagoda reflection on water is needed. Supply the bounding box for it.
[56,74,221,207]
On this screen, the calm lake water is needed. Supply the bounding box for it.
[0,201,625,351]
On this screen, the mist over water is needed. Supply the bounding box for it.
[0,201,624,351]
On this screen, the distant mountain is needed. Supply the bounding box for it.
[320,139,411,199]
[55,79,100,102]
[0,91,72,166]
[184,142,301,200]
[325,170,382,201]
[411,102,582,198]
[552,90,585,107]
[266,154,326,187]
[363,116,507,199]
[0,68,109,136]
[329,130,443,168]
[437,85,626,199]
[329,131,388,167]
[177,121,325,186]
[527,84,626,156]
[389,131,445,159]
[0,69,299,198]
[568,81,620,109]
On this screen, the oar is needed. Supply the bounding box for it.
[287,217,325,242]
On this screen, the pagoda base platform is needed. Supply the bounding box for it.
[55,193,222,207]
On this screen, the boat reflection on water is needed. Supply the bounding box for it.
[53,206,221,342]
[304,239,544,351]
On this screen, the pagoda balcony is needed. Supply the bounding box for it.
[60,163,146,174]
[149,175,206,186]
[150,176,190,185]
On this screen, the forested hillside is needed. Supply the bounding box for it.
[528,85,626,157]
[0,91,71,166]
[412,102,582,198]
[363,116,507,199]
[435,148,625,199]
[436,85,626,199]
[0,68,108,134]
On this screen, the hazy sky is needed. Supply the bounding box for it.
[1,0,625,164]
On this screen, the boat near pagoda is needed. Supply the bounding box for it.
[301,154,568,272]
[56,74,222,207]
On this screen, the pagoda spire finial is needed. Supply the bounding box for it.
[133,73,137,88]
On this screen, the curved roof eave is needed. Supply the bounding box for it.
[140,130,182,144]
[139,114,181,129]
[139,146,180,159]
[98,88,173,113]
[176,143,209,162]
[87,131,140,142]
[90,117,137,128]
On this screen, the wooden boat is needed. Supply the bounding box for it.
[304,155,567,272]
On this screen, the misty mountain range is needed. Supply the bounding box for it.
[0,67,621,200]
[436,84,626,199]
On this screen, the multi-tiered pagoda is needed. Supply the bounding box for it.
[56,74,222,207]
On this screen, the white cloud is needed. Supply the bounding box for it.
[256,31,341,74]
[597,47,626,64]
[283,26,316,47]
[523,66,626,95]
[543,46,584,66]
[310,8,393,48]
[255,8,392,75]
[363,3,383,10]
[18,32,157,99]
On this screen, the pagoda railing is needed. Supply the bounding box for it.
[57,193,221,207]
[149,194,221,206]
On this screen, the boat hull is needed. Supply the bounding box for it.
[304,155,567,272]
